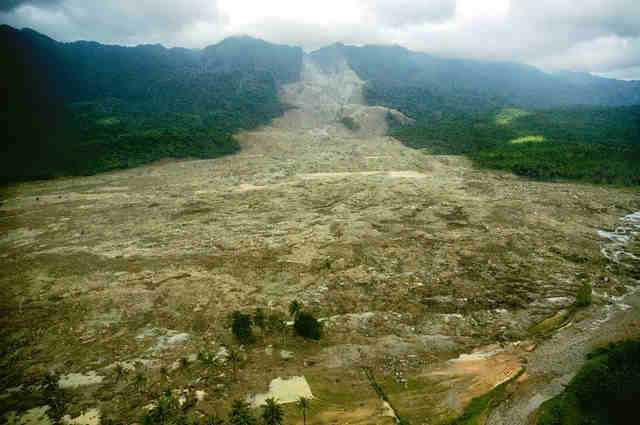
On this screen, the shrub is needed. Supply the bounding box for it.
[575,283,592,308]
[231,311,254,344]
[294,312,322,340]
[340,116,360,131]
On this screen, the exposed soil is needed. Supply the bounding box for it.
[248,376,313,408]
[1,54,639,424]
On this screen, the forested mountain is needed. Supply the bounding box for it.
[0,25,302,182]
[306,43,640,186]
[312,43,640,121]
[1,25,639,184]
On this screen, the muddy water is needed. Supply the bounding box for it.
[598,211,640,263]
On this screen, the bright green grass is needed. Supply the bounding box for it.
[509,135,546,144]
[495,108,531,125]
[97,117,120,126]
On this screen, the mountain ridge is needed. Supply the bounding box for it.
[2,24,640,183]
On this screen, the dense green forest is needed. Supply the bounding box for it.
[537,340,640,425]
[0,25,302,183]
[389,106,640,186]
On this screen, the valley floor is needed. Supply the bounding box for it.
[1,56,639,424]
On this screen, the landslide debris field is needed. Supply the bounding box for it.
[1,56,639,425]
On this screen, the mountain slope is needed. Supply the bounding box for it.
[0,25,303,182]
[311,43,640,120]
[2,25,640,183]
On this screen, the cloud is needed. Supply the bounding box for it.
[363,0,457,27]
[0,0,63,13]
[231,16,386,52]
[1,0,226,46]
[511,0,640,40]
[596,65,640,81]
[531,36,640,74]
[507,1,640,74]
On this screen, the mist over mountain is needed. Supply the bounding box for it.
[1,25,639,183]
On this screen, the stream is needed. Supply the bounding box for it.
[487,211,640,425]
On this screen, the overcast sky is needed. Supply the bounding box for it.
[2,0,639,80]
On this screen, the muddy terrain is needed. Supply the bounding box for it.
[1,55,639,425]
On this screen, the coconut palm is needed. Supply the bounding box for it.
[113,363,127,384]
[267,312,287,346]
[262,397,283,425]
[288,300,301,318]
[204,414,226,425]
[227,347,242,382]
[297,397,310,425]
[254,308,266,342]
[229,399,256,425]
[133,371,147,393]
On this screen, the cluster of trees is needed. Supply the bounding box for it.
[229,300,322,345]
[107,332,313,425]
[142,393,311,425]
[1,26,302,183]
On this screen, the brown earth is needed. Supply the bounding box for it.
[1,55,639,424]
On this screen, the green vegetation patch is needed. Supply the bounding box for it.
[444,369,524,425]
[509,135,546,144]
[529,309,570,335]
[97,117,121,126]
[536,339,640,425]
[496,108,531,125]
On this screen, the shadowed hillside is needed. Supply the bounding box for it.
[0,26,302,182]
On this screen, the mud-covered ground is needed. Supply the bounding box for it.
[1,56,639,425]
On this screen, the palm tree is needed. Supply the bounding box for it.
[297,397,310,425]
[204,414,226,425]
[133,371,147,394]
[262,397,283,425]
[229,399,256,425]
[113,363,127,384]
[267,312,287,347]
[254,308,266,344]
[288,300,301,318]
[227,347,242,382]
